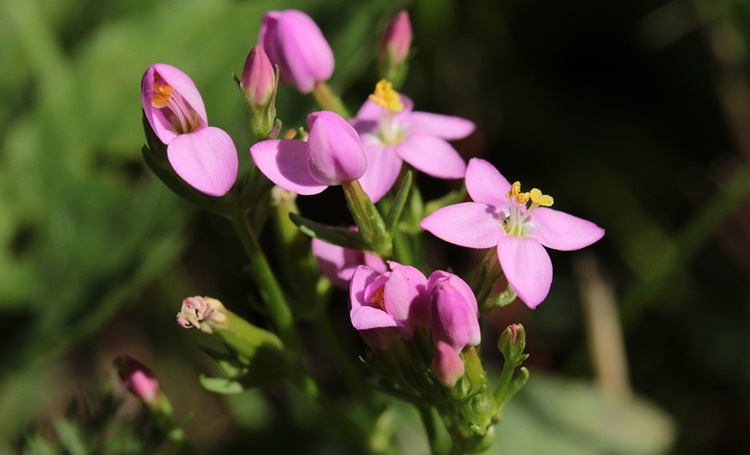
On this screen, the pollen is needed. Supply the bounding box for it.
[370,286,387,312]
[528,188,554,207]
[369,79,404,113]
[506,181,553,206]
[152,80,174,108]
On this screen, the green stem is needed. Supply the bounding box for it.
[312,81,351,118]
[418,406,451,455]
[229,211,298,353]
[290,368,373,453]
[311,314,374,409]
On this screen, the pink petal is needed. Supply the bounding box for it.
[307,111,367,185]
[420,202,503,248]
[406,112,475,140]
[167,127,238,197]
[250,139,327,195]
[384,264,428,332]
[465,158,512,207]
[274,10,334,93]
[428,271,478,318]
[396,134,466,179]
[350,305,399,331]
[352,96,414,124]
[311,238,386,289]
[529,207,605,251]
[496,236,553,309]
[432,341,465,387]
[350,266,379,309]
[430,275,481,349]
[142,64,208,145]
[356,137,404,203]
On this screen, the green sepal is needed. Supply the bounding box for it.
[288,212,367,250]
[384,170,412,237]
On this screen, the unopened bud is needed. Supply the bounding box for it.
[497,324,528,365]
[378,11,412,87]
[113,355,160,404]
[239,46,278,139]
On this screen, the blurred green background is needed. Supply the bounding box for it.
[1,0,749,453]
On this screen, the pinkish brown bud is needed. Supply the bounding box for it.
[113,355,159,403]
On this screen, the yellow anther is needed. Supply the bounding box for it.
[506,181,522,199]
[506,182,530,204]
[369,79,403,113]
[152,80,174,108]
[528,188,554,207]
[370,286,386,312]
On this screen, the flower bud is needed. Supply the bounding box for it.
[497,323,528,365]
[432,341,465,387]
[241,46,276,108]
[259,10,334,94]
[113,355,160,404]
[240,46,278,139]
[380,11,412,68]
[429,271,481,351]
[306,111,367,185]
[378,11,412,87]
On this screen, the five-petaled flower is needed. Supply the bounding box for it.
[250,110,367,194]
[141,63,238,197]
[421,158,605,309]
[350,80,475,203]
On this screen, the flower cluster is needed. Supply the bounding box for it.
[135,8,605,455]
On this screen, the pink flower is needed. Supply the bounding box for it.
[311,234,387,289]
[351,80,475,202]
[380,11,412,67]
[141,63,238,197]
[421,158,605,309]
[113,355,160,403]
[250,111,367,194]
[259,10,334,94]
[349,262,429,350]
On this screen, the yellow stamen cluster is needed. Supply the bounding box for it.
[152,81,174,108]
[506,181,554,207]
[369,79,404,113]
[370,286,387,312]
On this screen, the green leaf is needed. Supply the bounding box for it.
[289,212,367,250]
[199,375,245,395]
[494,375,675,455]
[384,171,412,237]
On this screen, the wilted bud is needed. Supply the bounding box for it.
[177,295,227,333]
[113,355,160,404]
[497,323,528,365]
